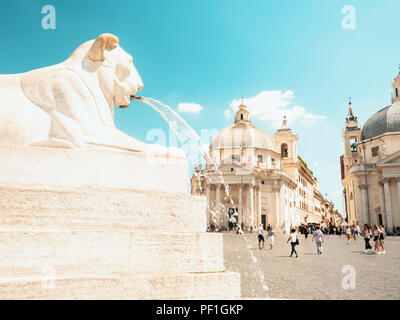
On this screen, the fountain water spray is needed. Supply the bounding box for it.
[131,95,237,228]
[131,95,269,296]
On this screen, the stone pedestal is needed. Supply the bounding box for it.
[0,146,240,299]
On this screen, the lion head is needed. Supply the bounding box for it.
[71,33,144,114]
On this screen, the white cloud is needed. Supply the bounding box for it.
[224,108,233,118]
[225,90,325,128]
[177,102,204,114]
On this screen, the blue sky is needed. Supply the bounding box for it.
[1,0,400,214]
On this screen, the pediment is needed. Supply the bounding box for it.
[378,150,400,166]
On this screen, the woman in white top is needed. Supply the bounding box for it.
[345,226,352,245]
[287,228,298,258]
[373,225,381,254]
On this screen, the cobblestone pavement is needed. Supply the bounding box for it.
[223,232,400,299]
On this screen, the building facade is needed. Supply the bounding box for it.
[191,102,337,233]
[341,69,400,233]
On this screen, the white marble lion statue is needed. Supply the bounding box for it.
[0,33,179,156]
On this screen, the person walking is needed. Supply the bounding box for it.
[379,225,386,254]
[304,226,309,239]
[345,226,352,245]
[362,224,372,253]
[287,228,299,258]
[268,226,275,250]
[257,224,265,249]
[312,225,324,255]
[351,224,358,241]
[372,224,381,254]
[355,225,361,238]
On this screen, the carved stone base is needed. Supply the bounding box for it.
[0,184,240,299]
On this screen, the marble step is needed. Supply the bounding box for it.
[0,184,207,233]
[0,230,223,277]
[0,271,241,299]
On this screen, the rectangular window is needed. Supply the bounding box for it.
[371,146,379,157]
[257,155,263,163]
[232,155,241,162]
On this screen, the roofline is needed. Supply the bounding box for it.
[358,131,400,144]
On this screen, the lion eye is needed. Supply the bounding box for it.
[116,63,130,81]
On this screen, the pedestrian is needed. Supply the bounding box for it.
[304,226,309,239]
[362,224,372,253]
[268,226,275,250]
[372,224,381,254]
[287,228,299,258]
[379,225,386,254]
[345,226,352,245]
[312,225,324,255]
[257,224,265,249]
[355,225,361,238]
[352,224,358,241]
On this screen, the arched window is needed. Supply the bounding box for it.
[240,114,243,120]
[281,143,288,158]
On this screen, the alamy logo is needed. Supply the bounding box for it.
[41,5,56,30]
[341,5,356,30]
[341,265,356,289]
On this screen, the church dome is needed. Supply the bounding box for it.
[210,102,277,152]
[361,101,400,140]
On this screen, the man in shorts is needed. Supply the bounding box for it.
[258,224,265,249]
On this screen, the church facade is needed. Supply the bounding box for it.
[191,102,337,233]
[341,69,400,233]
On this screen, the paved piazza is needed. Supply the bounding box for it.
[223,232,400,299]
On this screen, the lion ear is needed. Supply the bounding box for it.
[88,33,119,62]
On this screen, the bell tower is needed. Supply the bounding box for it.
[342,99,361,171]
[274,116,298,178]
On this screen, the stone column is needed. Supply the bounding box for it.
[396,178,400,223]
[216,183,221,225]
[272,182,280,231]
[383,178,394,230]
[359,184,369,225]
[249,183,254,229]
[206,183,211,225]
[239,184,243,227]
[378,180,387,226]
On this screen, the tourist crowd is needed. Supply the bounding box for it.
[205,221,394,257]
